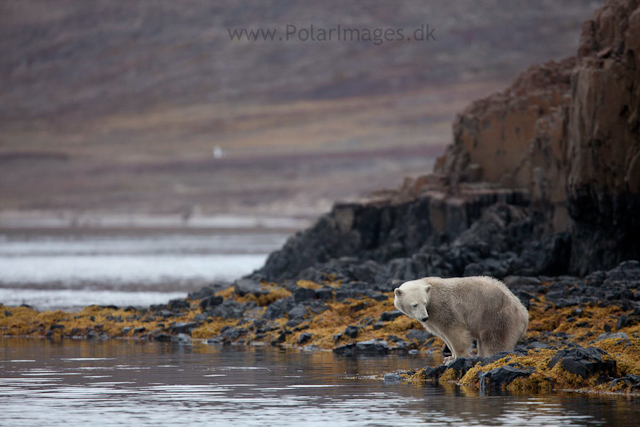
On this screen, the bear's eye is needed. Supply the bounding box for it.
[411,303,418,308]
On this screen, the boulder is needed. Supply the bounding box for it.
[480,365,533,392]
[548,347,617,378]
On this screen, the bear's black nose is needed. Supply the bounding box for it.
[421,316,429,322]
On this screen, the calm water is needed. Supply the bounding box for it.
[1,338,638,426]
[0,231,289,311]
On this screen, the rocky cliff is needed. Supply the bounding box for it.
[257,0,640,283]
[436,0,640,275]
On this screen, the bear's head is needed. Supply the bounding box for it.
[393,279,431,323]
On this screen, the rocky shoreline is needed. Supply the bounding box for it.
[2,0,639,398]
[2,260,640,395]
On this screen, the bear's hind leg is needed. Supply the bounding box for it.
[477,329,512,357]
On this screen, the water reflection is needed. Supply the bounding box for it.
[0,338,638,426]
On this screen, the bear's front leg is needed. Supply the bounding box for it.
[443,355,456,365]
[441,327,473,365]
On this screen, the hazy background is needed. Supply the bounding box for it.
[0,0,598,309]
[0,0,597,221]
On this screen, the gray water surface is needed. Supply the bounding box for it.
[0,231,288,310]
[1,338,638,426]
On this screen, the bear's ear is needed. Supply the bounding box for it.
[423,284,432,294]
[394,288,403,297]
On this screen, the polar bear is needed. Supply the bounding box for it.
[394,276,528,364]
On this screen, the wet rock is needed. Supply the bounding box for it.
[159,310,174,318]
[133,327,146,334]
[199,296,223,310]
[447,357,482,375]
[380,310,403,322]
[293,287,316,304]
[355,339,389,355]
[548,347,617,378]
[344,325,358,338]
[285,318,303,328]
[168,299,189,311]
[480,350,527,366]
[188,286,215,300]
[288,304,308,320]
[383,373,401,382]
[220,326,247,340]
[616,315,633,330]
[234,279,268,297]
[208,300,251,319]
[464,263,484,277]
[333,343,357,357]
[193,313,209,323]
[333,340,390,356]
[441,344,452,358]
[262,297,294,320]
[584,271,607,287]
[604,261,640,287]
[480,365,533,392]
[611,375,640,390]
[169,322,197,334]
[406,329,433,344]
[297,332,312,345]
[527,341,550,349]
[596,332,629,342]
[315,287,333,300]
[503,276,541,289]
[420,365,448,380]
[174,333,191,343]
[153,333,172,342]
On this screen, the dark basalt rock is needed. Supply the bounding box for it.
[447,357,482,375]
[480,365,534,392]
[480,350,528,366]
[333,343,357,357]
[168,299,189,311]
[406,329,433,344]
[333,340,389,356]
[234,279,269,297]
[188,287,215,300]
[420,365,448,380]
[616,315,634,330]
[199,296,224,310]
[548,347,617,378]
[220,326,247,340]
[169,322,197,334]
[153,333,172,342]
[355,339,389,355]
[208,300,251,319]
[287,304,308,320]
[315,287,333,300]
[379,310,403,322]
[262,296,295,320]
[611,375,640,390]
[344,325,358,338]
[297,332,312,345]
[293,287,317,304]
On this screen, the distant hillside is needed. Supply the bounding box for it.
[0,0,596,217]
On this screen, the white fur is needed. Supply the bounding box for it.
[394,276,529,365]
